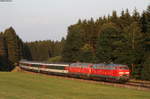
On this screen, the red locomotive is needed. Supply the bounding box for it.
[68,63,130,82]
[19,61,130,83]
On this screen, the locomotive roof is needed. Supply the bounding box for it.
[94,64,127,67]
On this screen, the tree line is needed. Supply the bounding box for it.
[0,27,65,70]
[0,6,150,80]
[25,39,64,61]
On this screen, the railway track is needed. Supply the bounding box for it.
[20,68,150,91]
[125,80,150,90]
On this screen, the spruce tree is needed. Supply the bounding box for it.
[141,53,150,80]
[0,34,9,70]
[80,44,94,62]
[141,5,150,80]
[123,22,144,78]
[4,27,21,63]
[96,23,125,63]
[62,25,84,62]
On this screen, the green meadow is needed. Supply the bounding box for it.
[0,72,149,99]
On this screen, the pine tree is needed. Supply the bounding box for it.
[140,12,147,33]
[62,25,84,62]
[123,22,144,78]
[141,52,150,80]
[4,27,22,63]
[141,6,150,51]
[96,23,124,63]
[141,5,150,80]
[80,44,94,62]
[132,8,140,22]
[0,34,9,70]
[120,9,132,28]
[0,34,7,57]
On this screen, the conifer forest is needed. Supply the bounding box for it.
[1,6,150,80]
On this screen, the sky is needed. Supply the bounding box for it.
[0,0,149,41]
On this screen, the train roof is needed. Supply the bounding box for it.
[20,60,127,67]
[20,61,69,67]
[70,63,92,65]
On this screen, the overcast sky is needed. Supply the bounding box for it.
[0,0,149,41]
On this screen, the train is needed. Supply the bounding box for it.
[19,60,130,83]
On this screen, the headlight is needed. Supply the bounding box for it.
[125,72,129,74]
[119,72,129,75]
[119,72,124,74]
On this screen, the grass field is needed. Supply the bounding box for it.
[0,72,149,99]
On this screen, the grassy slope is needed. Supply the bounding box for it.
[0,72,149,99]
